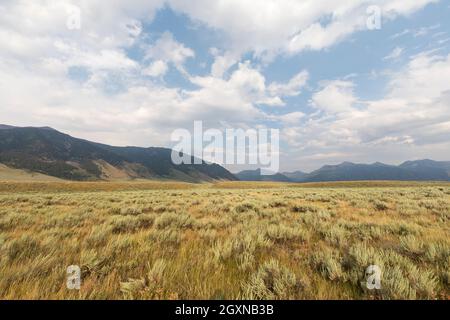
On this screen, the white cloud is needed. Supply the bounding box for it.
[0,0,447,172]
[168,0,438,57]
[188,62,284,114]
[388,52,450,104]
[145,32,195,75]
[310,80,357,113]
[413,24,440,37]
[210,51,238,78]
[268,71,309,97]
[384,47,404,60]
[288,19,360,53]
[143,60,168,77]
[276,112,306,125]
[285,51,450,170]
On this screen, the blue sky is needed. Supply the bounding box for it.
[0,0,449,172]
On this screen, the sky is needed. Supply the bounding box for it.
[0,0,449,172]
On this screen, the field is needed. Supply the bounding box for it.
[0,180,449,300]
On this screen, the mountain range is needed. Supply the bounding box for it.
[237,160,450,182]
[1,124,449,183]
[0,125,236,182]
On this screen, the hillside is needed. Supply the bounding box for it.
[235,168,291,182]
[0,164,62,182]
[303,161,450,182]
[237,160,450,183]
[281,170,308,182]
[0,125,236,182]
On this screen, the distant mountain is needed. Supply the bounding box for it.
[0,125,236,182]
[399,159,450,176]
[235,169,291,182]
[302,161,450,182]
[281,170,308,182]
[0,124,17,130]
[239,160,450,183]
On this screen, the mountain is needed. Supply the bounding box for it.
[0,125,237,182]
[281,170,308,182]
[399,159,450,176]
[0,124,17,130]
[240,160,450,183]
[235,169,291,182]
[302,161,449,182]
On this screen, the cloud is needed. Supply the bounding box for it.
[288,19,360,53]
[187,61,292,114]
[388,52,450,103]
[310,80,357,114]
[384,47,404,60]
[144,31,195,75]
[143,60,168,77]
[0,58,274,147]
[168,0,438,57]
[413,24,440,37]
[0,0,447,172]
[210,51,238,78]
[275,112,306,125]
[284,51,450,170]
[268,71,309,97]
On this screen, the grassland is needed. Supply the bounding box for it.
[0,180,448,300]
[0,164,62,182]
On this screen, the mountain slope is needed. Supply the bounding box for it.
[0,163,63,181]
[235,169,291,182]
[240,160,450,183]
[0,125,236,182]
[289,161,450,182]
[399,159,450,176]
[282,170,308,182]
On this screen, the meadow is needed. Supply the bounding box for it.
[0,181,448,299]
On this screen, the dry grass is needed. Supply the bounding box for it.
[0,181,449,299]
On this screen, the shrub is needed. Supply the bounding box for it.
[80,249,110,277]
[110,216,141,234]
[265,224,309,243]
[343,243,382,285]
[241,260,302,299]
[400,235,424,256]
[382,264,438,299]
[311,249,344,281]
[290,204,318,213]
[198,229,218,243]
[148,229,181,245]
[269,201,286,208]
[154,212,195,229]
[373,201,388,211]
[319,225,348,247]
[85,224,112,247]
[5,235,42,261]
[424,241,449,265]
[121,259,167,299]
[235,203,257,213]
[380,250,438,299]
[212,231,271,266]
[120,207,143,216]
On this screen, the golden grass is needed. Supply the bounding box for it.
[0,180,448,300]
[0,164,62,182]
[0,180,200,194]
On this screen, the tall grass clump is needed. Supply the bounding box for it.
[242,260,304,299]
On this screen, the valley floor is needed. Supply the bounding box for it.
[0,181,449,299]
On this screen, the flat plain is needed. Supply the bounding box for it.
[0,180,448,299]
